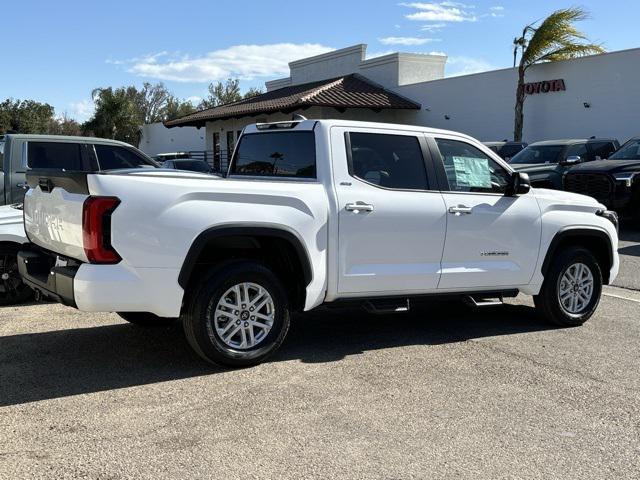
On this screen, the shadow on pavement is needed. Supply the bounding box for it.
[0,301,552,407]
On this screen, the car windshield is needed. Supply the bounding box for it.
[509,145,564,164]
[608,139,640,160]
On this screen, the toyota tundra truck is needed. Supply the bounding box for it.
[18,119,620,367]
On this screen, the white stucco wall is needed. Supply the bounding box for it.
[139,122,206,156]
[394,48,640,143]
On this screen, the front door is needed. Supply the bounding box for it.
[332,127,447,295]
[430,136,542,290]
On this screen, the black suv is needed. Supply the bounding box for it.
[483,141,528,161]
[564,136,640,222]
[508,138,619,190]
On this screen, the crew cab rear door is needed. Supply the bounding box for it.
[429,136,541,289]
[331,126,446,295]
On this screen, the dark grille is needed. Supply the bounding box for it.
[564,173,613,203]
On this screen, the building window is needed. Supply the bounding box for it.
[212,132,220,170]
[226,131,235,163]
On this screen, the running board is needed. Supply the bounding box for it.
[363,298,410,314]
[463,295,505,307]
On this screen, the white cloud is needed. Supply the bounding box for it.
[420,23,447,31]
[379,36,441,46]
[401,2,478,22]
[68,99,94,122]
[121,43,334,83]
[490,5,504,10]
[445,56,495,76]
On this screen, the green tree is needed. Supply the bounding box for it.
[48,113,82,136]
[513,8,604,141]
[137,82,172,124]
[0,99,56,134]
[82,87,143,144]
[200,78,242,109]
[165,96,197,121]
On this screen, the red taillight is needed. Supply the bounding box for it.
[82,196,121,264]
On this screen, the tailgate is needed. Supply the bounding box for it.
[24,170,90,262]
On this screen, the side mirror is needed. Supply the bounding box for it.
[560,155,582,166]
[506,171,531,196]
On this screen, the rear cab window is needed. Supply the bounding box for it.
[230,131,316,178]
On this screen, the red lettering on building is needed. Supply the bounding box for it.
[522,79,566,95]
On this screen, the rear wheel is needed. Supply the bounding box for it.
[534,246,602,326]
[0,244,33,306]
[182,260,290,367]
[116,312,177,326]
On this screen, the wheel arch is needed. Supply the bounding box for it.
[178,225,314,310]
[541,228,614,284]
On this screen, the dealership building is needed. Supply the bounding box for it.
[163,44,640,166]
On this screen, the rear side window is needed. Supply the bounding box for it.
[231,132,316,178]
[27,141,86,170]
[95,144,154,170]
[347,132,428,190]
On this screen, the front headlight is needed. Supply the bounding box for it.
[596,209,619,233]
[613,172,636,187]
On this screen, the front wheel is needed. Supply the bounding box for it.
[534,246,602,326]
[182,261,290,367]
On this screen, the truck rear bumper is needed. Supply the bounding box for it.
[18,249,78,307]
[18,247,183,317]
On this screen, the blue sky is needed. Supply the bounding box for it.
[4,0,638,121]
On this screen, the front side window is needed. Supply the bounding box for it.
[347,132,428,190]
[0,139,4,170]
[509,145,564,164]
[27,141,85,170]
[231,131,316,178]
[565,143,588,159]
[94,144,155,170]
[435,138,511,194]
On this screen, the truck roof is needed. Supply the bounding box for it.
[529,138,617,146]
[245,119,479,142]
[2,133,136,148]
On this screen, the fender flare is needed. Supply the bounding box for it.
[541,228,613,278]
[178,225,313,289]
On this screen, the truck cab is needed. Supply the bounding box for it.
[0,134,158,206]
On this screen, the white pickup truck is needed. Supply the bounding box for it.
[18,119,619,367]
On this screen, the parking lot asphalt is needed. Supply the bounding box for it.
[1,229,639,479]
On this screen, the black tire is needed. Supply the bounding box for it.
[116,312,177,326]
[0,244,34,306]
[182,260,290,367]
[534,246,602,326]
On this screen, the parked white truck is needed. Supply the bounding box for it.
[18,119,619,366]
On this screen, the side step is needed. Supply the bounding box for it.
[463,295,505,307]
[363,298,410,314]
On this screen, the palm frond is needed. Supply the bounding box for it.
[520,7,604,70]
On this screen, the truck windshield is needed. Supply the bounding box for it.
[608,139,640,160]
[509,145,564,165]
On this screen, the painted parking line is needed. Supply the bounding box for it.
[603,286,640,304]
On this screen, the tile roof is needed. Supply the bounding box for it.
[164,74,420,127]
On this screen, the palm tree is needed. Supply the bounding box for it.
[513,8,604,141]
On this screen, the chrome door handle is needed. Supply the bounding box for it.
[345,202,374,213]
[448,205,473,215]
[16,182,29,190]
